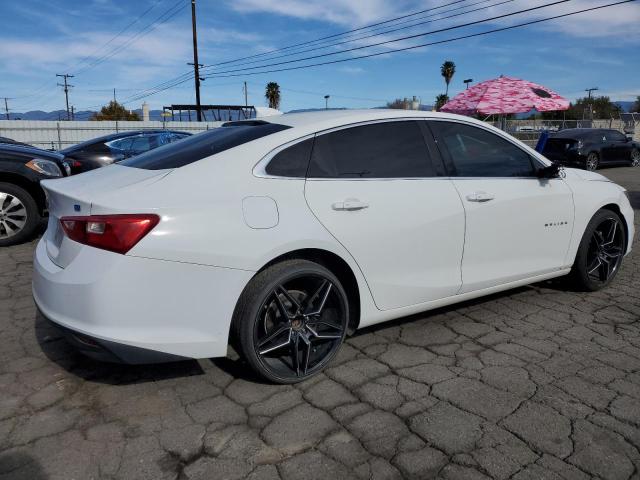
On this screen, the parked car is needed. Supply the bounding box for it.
[542,128,640,171]
[0,136,31,147]
[0,144,70,246]
[33,111,634,383]
[61,130,191,173]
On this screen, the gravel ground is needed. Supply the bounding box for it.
[1,166,639,480]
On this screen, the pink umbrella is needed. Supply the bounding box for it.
[440,76,569,115]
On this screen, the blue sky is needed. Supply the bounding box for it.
[1,0,638,113]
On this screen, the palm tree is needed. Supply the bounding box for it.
[440,61,456,97]
[434,94,449,111]
[265,82,281,110]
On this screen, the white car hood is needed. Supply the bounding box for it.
[563,168,611,183]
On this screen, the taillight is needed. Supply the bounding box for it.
[60,214,159,254]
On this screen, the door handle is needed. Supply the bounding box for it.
[466,192,495,203]
[332,199,369,211]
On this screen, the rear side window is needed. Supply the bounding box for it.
[307,121,434,178]
[122,122,291,170]
[430,121,535,177]
[265,138,313,177]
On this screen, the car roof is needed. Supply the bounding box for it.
[61,129,191,153]
[0,143,64,160]
[552,128,621,138]
[267,109,479,132]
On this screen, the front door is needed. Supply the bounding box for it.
[304,120,465,311]
[428,120,575,293]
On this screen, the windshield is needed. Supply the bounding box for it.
[120,122,291,170]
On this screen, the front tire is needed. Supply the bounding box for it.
[0,182,40,247]
[569,209,626,291]
[232,259,349,384]
[585,152,599,171]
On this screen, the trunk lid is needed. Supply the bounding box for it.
[41,165,169,268]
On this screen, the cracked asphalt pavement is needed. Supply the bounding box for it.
[1,167,639,480]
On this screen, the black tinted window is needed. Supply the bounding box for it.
[308,121,433,178]
[430,121,534,177]
[265,138,313,177]
[122,122,290,170]
[608,131,626,142]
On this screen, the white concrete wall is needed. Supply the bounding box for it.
[0,120,224,150]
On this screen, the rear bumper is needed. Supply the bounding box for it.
[41,310,187,364]
[32,238,254,362]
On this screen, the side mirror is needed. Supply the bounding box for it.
[537,164,561,179]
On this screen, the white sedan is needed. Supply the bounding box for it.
[32,110,634,383]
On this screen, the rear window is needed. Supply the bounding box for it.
[121,122,291,170]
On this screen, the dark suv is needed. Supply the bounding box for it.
[61,130,191,173]
[542,128,640,171]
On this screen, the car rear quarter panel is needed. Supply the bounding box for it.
[88,141,381,326]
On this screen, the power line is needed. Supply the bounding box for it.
[74,0,188,76]
[203,0,634,79]
[203,0,572,77]
[203,0,469,69]
[201,0,516,72]
[68,0,166,74]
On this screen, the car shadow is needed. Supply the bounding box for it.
[35,311,205,385]
[0,451,47,480]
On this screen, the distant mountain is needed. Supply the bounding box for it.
[615,101,635,113]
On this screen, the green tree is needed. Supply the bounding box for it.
[386,98,409,109]
[440,60,456,97]
[265,82,281,110]
[435,94,449,111]
[542,95,622,120]
[92,101,140,121]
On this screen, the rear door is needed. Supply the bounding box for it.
[304,120,465,311]
[428,120,574,293]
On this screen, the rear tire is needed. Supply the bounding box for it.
[231,259,349,384]
[585,152,599,171]
[631,148,640,167]
[0,182,40,247]
[568,209,626,291]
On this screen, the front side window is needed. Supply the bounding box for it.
[307,121,434,178]
[430,121,535,177]
[608,131,626,142]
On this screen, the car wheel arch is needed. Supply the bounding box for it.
[0,172,46,215]
[253,248,362,333]
[600,203,630,249]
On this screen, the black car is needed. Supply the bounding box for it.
[542,128,640,171]
[0,136,31,147]
[61,129,191,173]
[0,144,70,246]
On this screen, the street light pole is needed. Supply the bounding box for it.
[324,95,330,109]
[463,78,473,89]
[190,0,202,121]
[585,87,598,121]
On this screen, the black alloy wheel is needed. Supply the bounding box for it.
[233,260,349,384]
[631,149,640,167]
[570,209,626,291]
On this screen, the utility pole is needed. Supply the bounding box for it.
[3,97,10,120]
[190,0,202,121]
[71,105,75,121]
[585,87,598,121]
[243,81,248,107]
[56,74,74,120]
[113,88,117,103]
